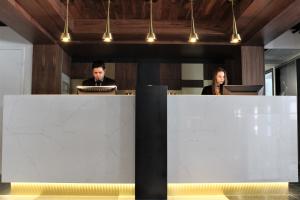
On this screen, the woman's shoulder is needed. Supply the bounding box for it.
[202,85,213,95]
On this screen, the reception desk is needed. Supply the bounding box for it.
[1,95,298,183]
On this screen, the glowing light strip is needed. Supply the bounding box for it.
[168,182,288,196]
[10,182,288,196]
[11,183,134,196]
[11,182,288,197]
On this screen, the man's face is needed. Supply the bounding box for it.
[93,67,105,81]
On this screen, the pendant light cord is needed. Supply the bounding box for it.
[231,0,238,34]
[191,0,196,34]
[64,0,69,33]
[106,0,111,33]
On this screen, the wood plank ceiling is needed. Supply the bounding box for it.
[1,0,300,46]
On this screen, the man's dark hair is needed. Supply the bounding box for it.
[92,61,106,70]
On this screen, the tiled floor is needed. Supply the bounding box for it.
[0,183,299,200]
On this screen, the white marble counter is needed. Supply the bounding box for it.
[1,95,298,183]
[2,95,135,183]
[168,96,298,183]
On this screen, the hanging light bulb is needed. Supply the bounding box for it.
[61,0,71,43]
[230,0,241,44]
[146,0,156,43]
[103,0,113,43]
[188,0,199,43]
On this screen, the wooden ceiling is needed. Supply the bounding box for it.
[67,0,232,21]
[1,0,300,46]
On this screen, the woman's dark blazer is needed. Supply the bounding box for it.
[202,85,213,95]
[202,85,224,95]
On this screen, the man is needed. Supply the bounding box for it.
[82,62,116,86]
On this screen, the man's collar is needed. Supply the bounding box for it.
[95,77,104,82]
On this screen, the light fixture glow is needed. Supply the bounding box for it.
[230,0,241,44]
[146,0,156,43]
[103,0,113,43]
[188,0,199,43]
[60,0,71,43]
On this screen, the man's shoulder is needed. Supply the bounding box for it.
[104,77,116,84]
[82,78,94,86]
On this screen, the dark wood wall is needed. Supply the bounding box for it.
[31,45,266,93]
[32,44,71,94]
[115,63,137,90]
[203,58,242,85]
[241,46,265,85]
[71,62,92,79]
[71,62,182,90]
[160,63,182,90]
[70,61,245,90]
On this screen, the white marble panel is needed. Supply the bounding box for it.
[2,95,298,183]
[2,95,135,183]
[168,96,298,183]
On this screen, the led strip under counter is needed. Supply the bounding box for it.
[10,182,289,196]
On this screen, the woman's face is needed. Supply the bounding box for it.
[216,71,225,85]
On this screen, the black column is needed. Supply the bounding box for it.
[135,62,167,200]
[296,59,300,182]
[137,62,160,86]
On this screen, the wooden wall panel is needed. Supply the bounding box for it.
[241,46,265,85]
[115,63,181,90]
[224,59,242,85]
[71,62,92,79]
[160,63,181,90]
[62,50,72,77]
[32,44,71,94]
[115,63,137,90]
[32,45,60,94]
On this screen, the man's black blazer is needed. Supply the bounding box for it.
[82,77,116,86]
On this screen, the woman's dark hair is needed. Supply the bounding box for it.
[92,61,106,70]
[212,67,228,95]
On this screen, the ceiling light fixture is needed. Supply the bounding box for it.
[103,0,113,43]
[61,0,71,43]
[229,0,241,44]
[146,0,156,43]
[188,0,199,43]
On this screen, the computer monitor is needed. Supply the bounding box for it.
[223,85,264,95]
[77,86,117,95]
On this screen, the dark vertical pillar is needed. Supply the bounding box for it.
[135,62,167,200]
[137,62,160,86]
[296,59,300,182]
[275,68,281,96]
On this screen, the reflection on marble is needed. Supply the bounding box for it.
[168,96,298,183]
[2,96,135,183]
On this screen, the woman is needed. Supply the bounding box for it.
[202,67,228,95]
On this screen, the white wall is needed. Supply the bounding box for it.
[265,30,300,49]
[0,27,33,174]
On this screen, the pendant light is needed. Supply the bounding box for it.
[146,0,156,43]
[230,0,241,44]
[103,0,113,43]
[188,0,199,43]
[60,0,71,43]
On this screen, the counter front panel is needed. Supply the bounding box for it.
[2,95,298,183]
